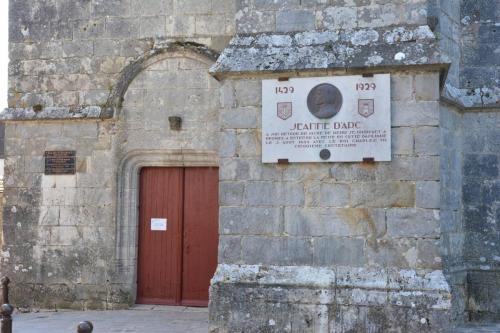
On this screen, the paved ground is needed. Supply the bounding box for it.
[455,323,500,332]
[13,305,208,333]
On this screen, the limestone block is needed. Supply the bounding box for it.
[415,126,440,155]
[220,130,237,157]
[39,206,60,226]
[351,182,415,208]
[218,236,242,263]
[313,236,366,266]
[92,0,130,17]
[416,181,440,209]
[105,18,140,39]
[131,0,173,16]
[392,127,414,155]
[219,181,245,206]
[416,239,442,269]
[73,19,106,40]
[415,73,440,101]
[212,0,236,14]
[236,130,261,157]
[365,238,419,268]
[386,208,440,238]
[220,207,281,235]
[120,39,154,57]
[285,207,385,238]
[254,0,300,10]
[319,183,350,207]
[42,188,66,206]
[140,16,167,38]
[62,122,98,138]
[322,7,358,30]
[48,226,80,246]
[358,4,400,28]
[392,101,440,127]
[234,80,261,107]
[391,74,414,101]
[62,40,93,58]
[76,188,114,206]
[196,15,227,35]
[221,106,259,129]
[175,0,211,14]
[236,10,275,33]
[244,181,304,206]
[276,10,315,32]
[463,154,499,179]
[166,15,196,37]
[58,1,91,19]
[376,156,440,181]
[241,236,313,265]
[93,39,121,57]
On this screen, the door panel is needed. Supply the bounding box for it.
[182,167,219,306]
[137,167,184,305]
[137,167,219,306]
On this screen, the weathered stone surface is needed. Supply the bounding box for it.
[211,26,448,78]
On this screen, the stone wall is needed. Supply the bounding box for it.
[2,119,120,309]
[2,42,221,310]
[8,0,235,109]
[236,0,429,33]
[460,1,500,89]
[210,71,452,332]
[429,0,461,86]
[461,111,500,321]
[440,104,466,323]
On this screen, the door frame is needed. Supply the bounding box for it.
[115,149,218,303]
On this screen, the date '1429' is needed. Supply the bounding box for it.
[275,86,295,94]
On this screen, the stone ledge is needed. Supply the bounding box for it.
[210,25,450,79]
[212,264,451,308]
[442,83,500,111]
[211,264,452,332]
[0,106,112,121]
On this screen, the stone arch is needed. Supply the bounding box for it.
[111,43,221,298]
[103,42,220,118]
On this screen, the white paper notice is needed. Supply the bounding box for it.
[262,74,392,163]
[151,218,167,231]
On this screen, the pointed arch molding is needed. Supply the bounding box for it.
[115,149,218,290]
[103,42,220,118]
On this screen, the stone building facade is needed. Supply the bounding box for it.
[2,0,499,332]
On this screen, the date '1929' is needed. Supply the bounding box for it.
[356,83,377,91]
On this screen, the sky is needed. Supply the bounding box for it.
[1,1,7,110]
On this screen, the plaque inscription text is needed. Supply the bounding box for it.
[44,151,76,175]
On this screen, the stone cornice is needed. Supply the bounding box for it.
[210,25,451,80]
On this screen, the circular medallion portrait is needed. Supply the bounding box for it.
[307,83,343,119]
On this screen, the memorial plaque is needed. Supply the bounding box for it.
[262,74,391,163]
[44,151,76,175]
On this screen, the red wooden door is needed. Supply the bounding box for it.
[182,167,219,306]
[137,167,219,306]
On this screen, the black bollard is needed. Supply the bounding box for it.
[1,277,9,304]
[0,277,12,333]
[0,304,13,333]
[77,321,93,333]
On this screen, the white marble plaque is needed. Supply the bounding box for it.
[262,74,391,163]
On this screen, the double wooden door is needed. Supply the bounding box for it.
[137,167,219,307]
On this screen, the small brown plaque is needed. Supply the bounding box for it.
[44,151,76,175]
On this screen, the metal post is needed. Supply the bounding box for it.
[77,321,93,333]
[0,304,13,333]
[0,277,12,333]
[1,277,9,304]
